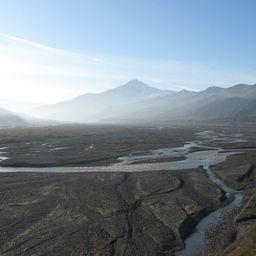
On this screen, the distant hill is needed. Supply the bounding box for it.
[25,80,256,124]
[101,83,256,123]
[0,107,27,126]
[27,79,173,122]
[192,97,256,122]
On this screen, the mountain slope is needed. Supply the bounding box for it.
[194,97,256,122]
[26,81,256,124]
[0,107,27,126]
[102,83,256,123]
[28,79,173,122]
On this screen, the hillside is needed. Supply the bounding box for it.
[27,79,173,122]
[0,107,27,126]
[25,81,256,124]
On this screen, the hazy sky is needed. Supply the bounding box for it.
[1,0,256,103]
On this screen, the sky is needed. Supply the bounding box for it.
[0,0,256,103]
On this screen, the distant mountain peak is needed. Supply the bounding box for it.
[208,86,221,89]
[27,79,256,123]
[123,79,151,88]
[204,86,222,92]
[111,79,163,96]
[229,83,253,90]
[179,89,189,93]
[126,79,141,84]
[179,89,195,94]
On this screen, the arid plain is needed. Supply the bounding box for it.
[0,124,255,256]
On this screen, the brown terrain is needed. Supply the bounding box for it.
[0,124,255,256]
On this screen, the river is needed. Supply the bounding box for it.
[0,131,249,255]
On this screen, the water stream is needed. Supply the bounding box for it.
[0,131,249,255]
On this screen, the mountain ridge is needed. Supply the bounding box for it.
[0,107,27,126]
[19,80,256,123]
[27,79,173,122]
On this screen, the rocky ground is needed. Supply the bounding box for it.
[0,124,196,167]
[0,169,223,256]
[0,124,255,256]
[204,148,256,256]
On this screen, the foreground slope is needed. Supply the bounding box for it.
[0,170,223,256]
